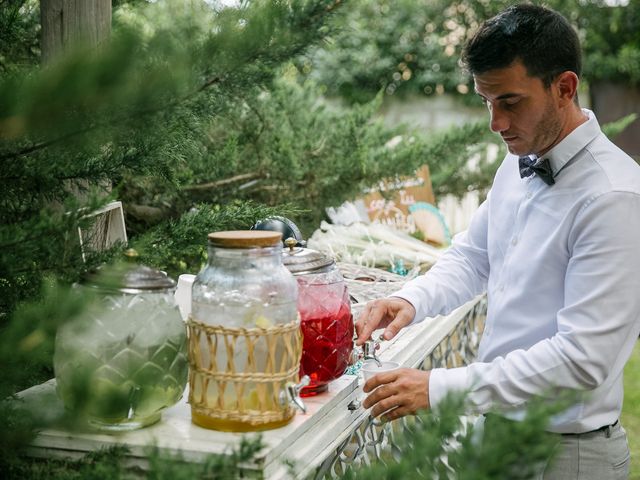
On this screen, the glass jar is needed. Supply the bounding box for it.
[53,250,188,432]
[282,239,354,396]
[189,230,304,432]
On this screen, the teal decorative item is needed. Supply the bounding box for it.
[344,359,364,376]
[391,259,409,276]
[408,202,451,246]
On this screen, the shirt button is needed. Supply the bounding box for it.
[526,192,532,199]
[511,237,518,246]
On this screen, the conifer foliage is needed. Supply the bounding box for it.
[0,0,498,319]
[0,0,342,315]
[0,0,348,467]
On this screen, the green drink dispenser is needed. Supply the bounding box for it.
[54,249,188,432]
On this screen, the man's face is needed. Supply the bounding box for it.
[474,60,563,157]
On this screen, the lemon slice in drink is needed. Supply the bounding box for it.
[247,390,260,409]
[255,315,273,329]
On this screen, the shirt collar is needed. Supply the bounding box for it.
[544,109,601,178]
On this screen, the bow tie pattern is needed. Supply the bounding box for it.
[519,156,555,186]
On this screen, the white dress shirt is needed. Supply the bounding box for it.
[393,109,640,433]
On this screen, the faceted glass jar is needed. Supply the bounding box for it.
[283,242,354,396]
[54,257,188,432]
[189,231,300,432]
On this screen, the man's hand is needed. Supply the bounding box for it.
[354,297,416,346]
[362,368,431,422]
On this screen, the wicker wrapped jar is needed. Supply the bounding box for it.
[188,231,304,431]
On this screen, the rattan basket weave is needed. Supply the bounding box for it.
[187,316,302,428]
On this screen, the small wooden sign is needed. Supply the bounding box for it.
[362,165,449,246]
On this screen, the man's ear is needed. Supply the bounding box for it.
[555,71,579,106]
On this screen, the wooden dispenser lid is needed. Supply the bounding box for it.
[207,230,282,248]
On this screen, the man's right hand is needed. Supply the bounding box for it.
[354,297,416,346]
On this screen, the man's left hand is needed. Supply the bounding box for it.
[362,368,431,422]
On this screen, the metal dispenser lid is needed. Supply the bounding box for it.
[81,249,176,294]
[282,237,335,275]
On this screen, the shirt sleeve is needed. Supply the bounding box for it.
[428,191,640,412]
[392,193,491,323]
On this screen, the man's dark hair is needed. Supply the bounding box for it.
[462,4,581,87]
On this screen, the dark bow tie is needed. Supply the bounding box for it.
[519,157,555,186]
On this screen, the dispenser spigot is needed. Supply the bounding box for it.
[362,339,382,367]
[280,375,311,414]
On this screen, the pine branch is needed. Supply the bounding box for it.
[0,1,343,161]
[182,172,264,192]
[0,76,224,161]
[132,200,307,278]
[0,125,97,161]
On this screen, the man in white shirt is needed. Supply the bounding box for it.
[356,4,640,478]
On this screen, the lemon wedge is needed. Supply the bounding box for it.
[255,315,273,329]
[247,390,260,409]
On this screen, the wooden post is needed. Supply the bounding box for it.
[40,0,112,64]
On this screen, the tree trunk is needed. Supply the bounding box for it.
[40,0,115,232]
[40,0,112,65]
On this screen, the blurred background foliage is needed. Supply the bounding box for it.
[303,0,640,104]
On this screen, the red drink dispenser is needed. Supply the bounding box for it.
[282,239,354,396]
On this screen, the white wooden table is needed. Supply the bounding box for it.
[19,297,485,479]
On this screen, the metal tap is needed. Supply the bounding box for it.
[362,339,382,367]
[280,375,310,414]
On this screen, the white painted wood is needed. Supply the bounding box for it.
[77,200,127,260]
[377,297,482,368]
